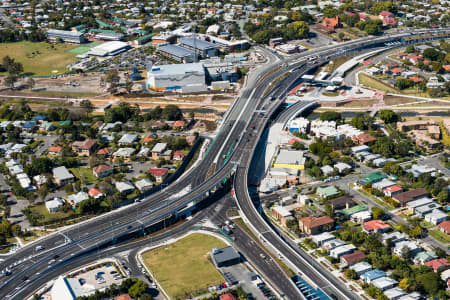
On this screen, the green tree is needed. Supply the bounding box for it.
[286,21,309,39]
[436,189,449,205]
[80,100,94,118]
[405,45,415,53]
[371,207,385,220]
[379,110,399,124]
[4,75,17,89]
[395,78,414,90]
[320,111,341,122]
[128,280,148,298]
[345,268,358,280]
[416,272,441,296]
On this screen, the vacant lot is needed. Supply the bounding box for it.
[0,41,78,76]
[70,167,99,185]
[142,233,226,299]
[359,73,398,93]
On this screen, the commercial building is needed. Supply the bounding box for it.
[146,63,206,92]
[179,37,219,58]
[206,35,249,51]
[87,41,131,57]
[47,29,85,44]
[211,246,241,267]
[152,32,177,45]
[51,276,93,300]
[157,44,196,63]
[273,150,306,170]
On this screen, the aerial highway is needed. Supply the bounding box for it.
[1,27,450,299]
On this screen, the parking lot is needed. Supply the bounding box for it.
[74,263,124,289]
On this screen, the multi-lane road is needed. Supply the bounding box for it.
[2,27,450,299]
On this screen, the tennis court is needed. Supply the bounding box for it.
[68,41,103,54]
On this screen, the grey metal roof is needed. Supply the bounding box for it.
[52,166,74,180]
[179,37,218,50]
[149,63,205,77]
[212,246,240,264]
[47,29,84,37]
[158,44,195,58]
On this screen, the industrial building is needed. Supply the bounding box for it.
[157,44,196,63]
[47,29,85,44]
[146,62,206,92]
[273,150,306,170]
[179,37,219,58]
[87,41,131,56]
[205,63,240,82]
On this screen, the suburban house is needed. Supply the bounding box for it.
[48,146,62,155]
[53,166,75,186]
[93,164,113,178]
[173,150,185,161]
[151,143,168,159]
[67,191,89,207]
[298,215,334,235]
[88,188,103,199]
[330,196,355,210]
[438,220,450,234]
[72,139,97,156]
[321,16,341,32]
[97,147,115,156]
[383,185,403,197]
[45,197,64,213]
[424,258,450,273]
[393,188,429,207]
[135,178,153,192]
[118,134,138,145]
[271,206,293,228]
[148,168,168,183]
[316,186,340,199]
[340,250,366,267]
[115,181,135,194]
[362,220,390,234]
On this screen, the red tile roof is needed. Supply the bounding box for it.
[379,11,394,18]
[148,168,168,177]
[97,147,115,155]
[424,258,450,272]
[93,164,112,174]
[89,188,102,197]
[391,67,403,74]
[220,293,236,300]
[48,146,62,153]
[72,139,96,150]
[443,65,450,71]
[341,250,366,264]
[300,216,334,229]
[384,185,403,193]
[288,138,301,144]
[115,295,132,300]
[363,220,390,232]
[172,120,185,128]
[173,150,184,159]
[438,220,450,233]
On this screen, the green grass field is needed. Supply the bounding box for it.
[0,41,78,76]
[142,233,226,299]
[428,229,450,244]
[67,41,103,54]
[69,167,98,185]
[358,73,398,93]
[28,203,74,224]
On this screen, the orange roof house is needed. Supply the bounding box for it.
[321,16,341,32]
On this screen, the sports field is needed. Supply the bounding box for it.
[0,41,78,76]
[142,233,226,299]
[67,41,103,54]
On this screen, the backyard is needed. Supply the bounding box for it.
[25,203,75,225]
[0,41,78,76]
[428,229,450,244]
[70,167,98,185]
[141,233,226,299]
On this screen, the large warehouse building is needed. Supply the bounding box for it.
[146,63,206,92]
[87,41,131,56]
[157,44,195,63]
[179,37,219,58]
[47,29,85,44]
